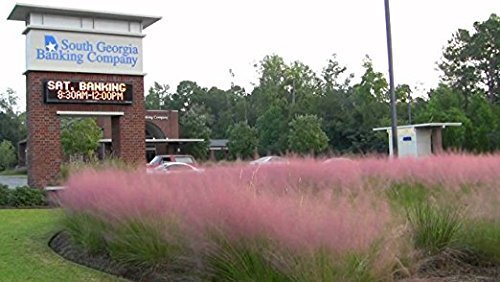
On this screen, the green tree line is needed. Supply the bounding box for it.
[1,13,498,167]
[144,14,500,159]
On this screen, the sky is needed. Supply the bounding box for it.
[1,0,499,110]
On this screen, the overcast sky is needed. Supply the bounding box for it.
[1,0,499,110]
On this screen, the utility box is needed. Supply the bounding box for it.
[373,123,461,157]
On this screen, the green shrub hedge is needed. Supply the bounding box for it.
[0,184,9,206]
[0,185,48,207]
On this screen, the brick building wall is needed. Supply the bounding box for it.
[97,110,179,139]
[26,71,145,188]
[145,110,179,139]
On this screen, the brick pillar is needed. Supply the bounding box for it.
[432,128,443,154]
[26,72,145,187]
[111,115,145,164]
[26,72,62,188]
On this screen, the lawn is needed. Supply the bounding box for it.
[0,209,124,282]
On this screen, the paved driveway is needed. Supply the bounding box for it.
[0,175,28,188]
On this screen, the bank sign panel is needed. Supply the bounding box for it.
[26,30,143,75]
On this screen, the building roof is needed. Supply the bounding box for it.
[373,122,462,132]
[99,138,204,143]
[7,3,161,29]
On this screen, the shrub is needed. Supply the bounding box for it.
[0,184,9,206]
[8,186,47,207]
[60,117,102,159]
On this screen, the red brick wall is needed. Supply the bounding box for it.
[145,110,179,139]
[26,71,145,188]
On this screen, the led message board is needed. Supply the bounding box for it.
[44,80,133,104]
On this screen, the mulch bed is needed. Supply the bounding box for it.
[399,249,500,282]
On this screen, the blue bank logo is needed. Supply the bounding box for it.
[44,35,58,52]
[36,34,140,68]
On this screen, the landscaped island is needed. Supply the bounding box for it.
[54,154,500,281]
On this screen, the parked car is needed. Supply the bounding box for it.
[322,157,353,164]
[249,156,286,165]
[148,162,202,174]
[147,155,196,168]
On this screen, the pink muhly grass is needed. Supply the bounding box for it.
[58,154,499,262]
[60,162,390,255]
[358,153,500,191]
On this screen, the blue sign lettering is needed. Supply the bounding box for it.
[35,34,139,68]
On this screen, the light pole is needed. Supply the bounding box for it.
[408,91,412,124]
[384,0,398,157]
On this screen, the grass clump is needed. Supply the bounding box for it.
[62,212,108,255]
[386,182,430,209]
[205,236,290,282]
[107,218,184,271]
[292,250,375,282]
[456,219,500,263]
[406,202,463,255]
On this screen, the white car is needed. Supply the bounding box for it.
[147,162,202,174]
[322,157,353,164]
[249,156,286,165]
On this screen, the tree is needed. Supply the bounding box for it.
[227,122,257,160]
[249,55,289,124]
[415,85,470,150]
[0,88,26,147]
[255,105,289,155]
[145,82,170,110]
[203,87,236,139]
[0,140,17,170]
[288,114,329,155]
[179,105,211,160]
[60,118,102,160]
[171,80,207,113]
[316,56,355,153]
[466,95,497,151]
[328,57,388,153]
[439,14,500,104]
[321,54,351,91]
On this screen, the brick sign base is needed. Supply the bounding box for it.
[26,71,145,188]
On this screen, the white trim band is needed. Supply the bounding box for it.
[56,111,124,116]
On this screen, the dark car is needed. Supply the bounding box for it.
[147,155,196,167]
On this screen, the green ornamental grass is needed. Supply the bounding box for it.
[406,202,463,255]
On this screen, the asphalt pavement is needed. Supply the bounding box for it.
[0,175,28,189]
